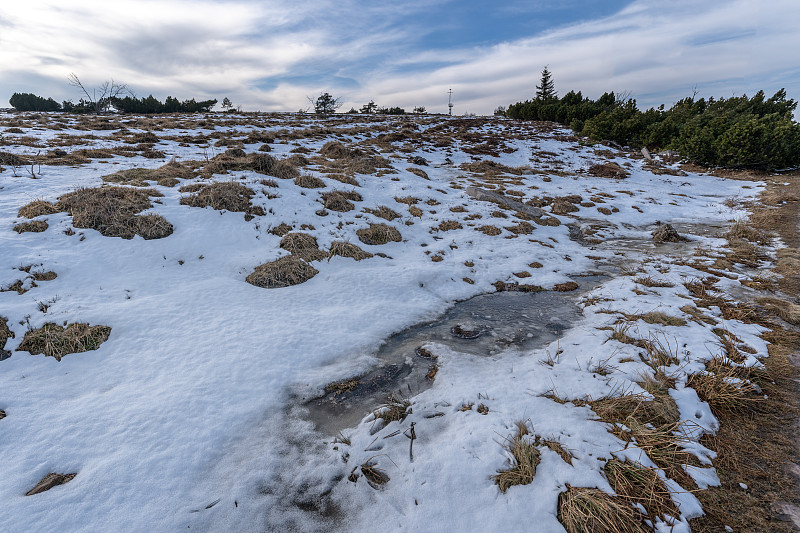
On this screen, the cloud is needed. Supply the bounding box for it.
[1,0,798,114]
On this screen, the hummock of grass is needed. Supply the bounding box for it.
[279,232,328,262]
[558,485,649,533]
[1,315,13,350]
[328,241,373,261]
[604,459,679,522]
[57,186,173,240]
[180,181,264,220]
[18,200,58,219]
[102,159,194,187]
[493,422,541,493]
[246,255,319,289]
[587,162,629,179]
[357,223,401,245]
[17,323,112,361]
[294,174,325,189]
[13,220,48,233]
[636,311,687,327]
[322,190,363,212]
[364,205,400,221]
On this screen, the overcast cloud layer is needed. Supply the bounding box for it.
[2,0,799,114]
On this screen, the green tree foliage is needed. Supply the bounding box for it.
[312,93,342,114]
[507,88,800,170]
[535,66,556,100]
[110,95,217,114]
[377,106,406,115]
[359,100,378,113]
[9,92,61,111]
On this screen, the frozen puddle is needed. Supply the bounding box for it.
[304,276,604,435]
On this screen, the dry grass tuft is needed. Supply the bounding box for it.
[319,141,350,159]
[322,190,362,212]
[1,316,14,353]
[103,160,194,186]
[359,460,390,489]
[268,223,292,236]
[364,205,401,221]
[294,174,325,189]
[604,459,679,521]
[246,255,319,288]
[374,395,411,424]
[357,223,401,245]
[636,311,687,327]
[554,281,579,292]
[756,296,800,325]
[328,241,373,261]
[633,275,674,288]
[538,437,573,465]
[493,422,541,493]
[279,232,327,262]
[587,162,629,179]
[57,186,173,240]
[25,473,77,496]
[13,220,48,233]
[477,225,502,236]
[180,181,264,219]
[558,485,649,533]
[18,323,111,361]
[436,220,462,232]
[18,200,58,218]
[687,364,760,414]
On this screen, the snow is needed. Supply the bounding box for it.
[0,112,769,532]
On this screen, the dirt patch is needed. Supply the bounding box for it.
[180,181,264,220]
[57,186,173,240]
[246,255,319,288]
[356,223,402,245]
[18,323,112,361]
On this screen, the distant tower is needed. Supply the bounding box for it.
[448,89,453,116]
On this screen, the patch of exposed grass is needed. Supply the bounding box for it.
[493,422,540,493]
[553,281,579,292]
[604,459,679,522]
[57,186,173,240]
[328,241,373,261]
[103,159,194,186]
[633,275,674,288]
[325,377,359,396]
[558,485,649,533]
[587,162,629,179]
[180,181,264,220]
[25,473,77,496]
[13,220,48,233]
[246,255,319,288]
[357,223,401,245]
[1,316,13,352]
[268,222,292,236]
[279,232,327,262]
[364,205,400,221]
[436,220,462,232]
[18,200,58,218]
[756,296,800,325]
[17,323,111,361]
[635,311,687,327]
[477,225,502,236]
[322,190,362,212]
[373,395,411,424]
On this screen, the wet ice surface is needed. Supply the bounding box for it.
[306,277,604,435]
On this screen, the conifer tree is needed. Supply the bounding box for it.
[535,66,556,100]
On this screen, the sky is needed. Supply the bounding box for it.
[1,0,800,115]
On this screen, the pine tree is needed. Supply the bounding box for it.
[535,66,556,100]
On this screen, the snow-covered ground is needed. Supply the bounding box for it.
[0,112,768,532]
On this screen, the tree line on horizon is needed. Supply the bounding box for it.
[506,67,800,170]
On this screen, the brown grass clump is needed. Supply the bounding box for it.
[103,160,194,186]
[587,162,629,179]
[477,225,502,236]
[506,221,534,235]
[364,205,400,221]
[25,473,77,496]
[553,281,579,292]
[57,186,173,240]
[493,422,540,493]
[246,255,319,288]
[328,241,373,261]
[357,223,401,245]
[687,365,760,414]
[17,323,111,361]
[322,190,362,212]
[279,232,327,262]
[268,223,292,236]
[319,141,350,159]
[394,196,420,205]
[633,275,674,288]
[294,174,325,188]
[407,167,429,179]
[436,220,462,232]
[637,311,687,327]
[373,395,411,424]
[270,159,301,179]
[180,181,264,220]
[604,459,679,521]
[1,316,13,353]
[13,220,48,233]
[18,200,58,218]
[558,486,649,533]
[756,296,800,325]
[408,206,423,218]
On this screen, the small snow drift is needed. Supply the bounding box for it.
[17,323,112,361]
[57,186,173,239]
[246,255,319,288]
